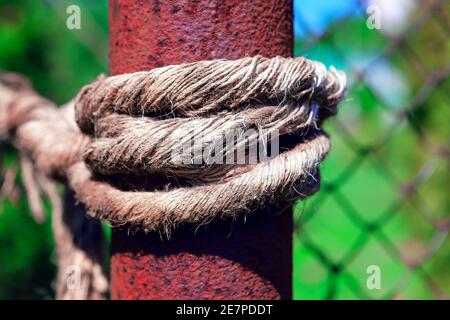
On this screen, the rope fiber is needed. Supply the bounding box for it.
[0,55,346,299]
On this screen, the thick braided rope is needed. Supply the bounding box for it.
[1,56,346,236]
[0,73,107,300]
[0,56,345,299]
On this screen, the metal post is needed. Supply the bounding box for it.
[109,0,293,300]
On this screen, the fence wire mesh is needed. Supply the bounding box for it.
[0,0,448,300]
[293,0,449,299]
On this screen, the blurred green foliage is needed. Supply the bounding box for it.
[0,0,107,299]
[0,0,448,299]
[0,0,107,103]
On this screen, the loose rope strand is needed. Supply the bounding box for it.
[0,55,346,299]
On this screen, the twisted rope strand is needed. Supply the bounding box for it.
[0,56,346,297]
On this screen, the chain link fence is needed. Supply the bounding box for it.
[293,0,449,299]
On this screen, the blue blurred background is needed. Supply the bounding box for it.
[0,0,448,299]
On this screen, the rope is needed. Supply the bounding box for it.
[0,55,346,299]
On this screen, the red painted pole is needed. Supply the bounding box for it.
[109,0,293,300]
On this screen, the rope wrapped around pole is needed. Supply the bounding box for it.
[0,55,346,298]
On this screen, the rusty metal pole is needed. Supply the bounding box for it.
[109,0,293,300]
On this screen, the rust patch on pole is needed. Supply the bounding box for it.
[109,0,293,300]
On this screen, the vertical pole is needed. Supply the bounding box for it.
[109,0,293,300]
